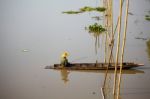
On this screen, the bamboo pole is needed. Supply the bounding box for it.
[105,0,126,69]
[110,0,113,42]
[104,33,108,63]
[103,0,114,88]
[108,0,114,64]
[103,0,112,88]
[107,0,125,65]
[117,0,129,98]
[101,87,105,99]
[104,0,109,63]
[113,0,123,95]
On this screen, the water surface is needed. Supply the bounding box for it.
[0,0,150,99]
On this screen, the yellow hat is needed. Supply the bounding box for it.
[61,52,69,58]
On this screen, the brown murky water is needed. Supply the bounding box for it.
[0,0,150,99]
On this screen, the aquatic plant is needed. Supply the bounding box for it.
[145,15,150,21]
[79,6,106,12]
[85,23,106,54]
[62,11,81,14]
[95,7,106,12]
[145,17,150,21]
[80,6,95,12]
[87,23,106,34]
[62,6,106,14]
[62,6,106,54]
[146,39,150,59]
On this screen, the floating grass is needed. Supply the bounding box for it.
[145,17,150,21]
[62,11,81,14]
[95,7,106,12]
[62,6,106,14]
[146,39,150,59]
[80,6,106,12]
[80,6,95,12]
[145,15,150,21]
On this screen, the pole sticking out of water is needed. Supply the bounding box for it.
[103,0,114,88]
[113,0,123,95]
[117,0,129,98]
[103,0,109,88]
[110,0,113,45]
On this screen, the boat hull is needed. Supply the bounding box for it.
[45,62,144,70]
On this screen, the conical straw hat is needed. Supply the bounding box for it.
[61,52,69,57]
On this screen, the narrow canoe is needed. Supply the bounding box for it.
[45,62,144,70]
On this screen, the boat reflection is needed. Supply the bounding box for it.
[60,69,70,84]
[58,69,144,84]
[62,69,144,74]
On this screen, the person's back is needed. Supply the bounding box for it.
[60,52,69,67]
[61,57,68,66]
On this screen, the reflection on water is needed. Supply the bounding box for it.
[57,69,144,99]
[101,69,145,99]
[58,69,144,84]
[0,0,150,99]
[60,69,70,84]
[66,69,144,74]
[101,70,123,99]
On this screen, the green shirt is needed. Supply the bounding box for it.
[60,57,68,66]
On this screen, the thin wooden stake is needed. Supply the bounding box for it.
[117,0,129,99]
[113,0,123,95]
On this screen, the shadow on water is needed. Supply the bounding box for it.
[55,69,144,84]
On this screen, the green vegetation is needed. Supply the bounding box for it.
[85,23,106,54]
[80,6,95,12]
[62,6,106,14]
[62,6,106,54]
[62,11,81,14]
[95,7,106,12]
[80,6,106,12]
[145,17,150,21]
[145,15,150,21]
[87,23,106,34]
[147,39,150,59]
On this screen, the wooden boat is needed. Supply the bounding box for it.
[45,62,144,70]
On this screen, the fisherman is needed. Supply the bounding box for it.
[60,52,70,67]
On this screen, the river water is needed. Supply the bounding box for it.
[0,0,150,99]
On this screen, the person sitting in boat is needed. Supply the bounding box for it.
[60,52,70,67]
